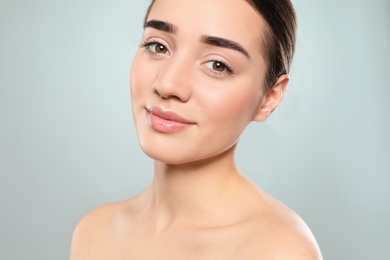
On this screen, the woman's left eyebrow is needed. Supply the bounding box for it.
[201,35,250,59]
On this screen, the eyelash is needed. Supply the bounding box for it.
[140,40,169,56]
[205,59,235,75]
[140,40,235,76]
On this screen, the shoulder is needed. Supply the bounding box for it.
[254,215,322,259]
[243,193,323,259]
[70,201,128,259]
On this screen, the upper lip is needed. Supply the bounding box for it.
[146,105,194,124]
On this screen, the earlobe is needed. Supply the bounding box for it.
[252,74,290,122]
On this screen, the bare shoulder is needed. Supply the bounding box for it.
[72,201,120,236]
[243,191,323,259]
[70,199,136,259]
[70,202,119,256]
[253,213,323,259]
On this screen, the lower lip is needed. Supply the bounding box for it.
[146,112,192,133]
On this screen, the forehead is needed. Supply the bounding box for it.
[148,0,266,55]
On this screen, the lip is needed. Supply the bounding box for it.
[145,105,195,133]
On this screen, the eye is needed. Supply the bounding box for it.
[151,43,169,54]
[141,41,169,55]
[206,61,226,72]
[204,60,234,74]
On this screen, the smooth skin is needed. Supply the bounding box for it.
[71,0,322,259]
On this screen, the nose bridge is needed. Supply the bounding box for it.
[154,52,192,101]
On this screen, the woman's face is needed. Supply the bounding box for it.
[130,0,268,164]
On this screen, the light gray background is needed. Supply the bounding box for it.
[1,0,389,259]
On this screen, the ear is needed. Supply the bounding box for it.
[252,74,289,122]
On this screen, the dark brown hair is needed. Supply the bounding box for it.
[144,0,297,92]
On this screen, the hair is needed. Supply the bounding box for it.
[144,0,297,92]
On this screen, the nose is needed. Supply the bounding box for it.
[153,55,192,102]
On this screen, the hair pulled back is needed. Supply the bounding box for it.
[144,0,297,92]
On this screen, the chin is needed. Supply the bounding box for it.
[138,134,238,167]
[134,124,202,165]
[139,140,197,165]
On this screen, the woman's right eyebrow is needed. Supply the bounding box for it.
[144,20,177,34]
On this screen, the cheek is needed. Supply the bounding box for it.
[199,80,262,126]
[130,52,152,102]
[193,84,260,154]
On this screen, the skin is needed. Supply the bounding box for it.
[70,0,323,259]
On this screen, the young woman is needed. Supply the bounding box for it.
[71,0,322,259]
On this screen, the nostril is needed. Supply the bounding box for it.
[153,86,167,99]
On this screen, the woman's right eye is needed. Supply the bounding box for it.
[141,41,169,55]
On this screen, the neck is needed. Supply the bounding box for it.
[143,145,249,231]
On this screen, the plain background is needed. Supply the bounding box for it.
[1,0,389,259]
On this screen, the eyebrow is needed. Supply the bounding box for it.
[201,35,250,58]
[144,20,177,34]
[144,19,250,58]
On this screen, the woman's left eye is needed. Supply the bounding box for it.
[204,60,234,74]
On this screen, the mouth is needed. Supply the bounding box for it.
[145,105,195,133]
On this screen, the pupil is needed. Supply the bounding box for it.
[157,44,165,53]
[213,62,225,71]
